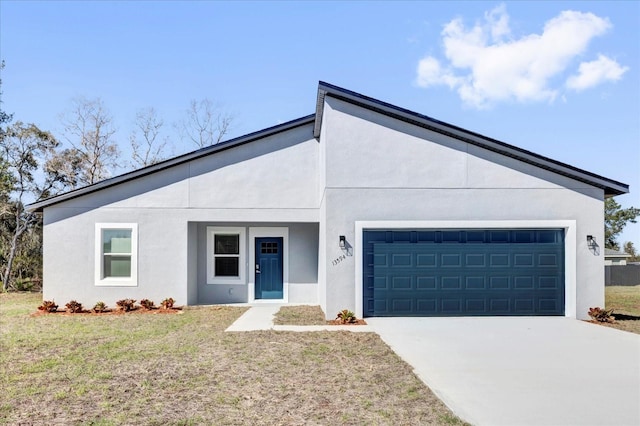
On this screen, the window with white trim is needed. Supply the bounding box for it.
[207,227,246,284]
[95,223,138,286]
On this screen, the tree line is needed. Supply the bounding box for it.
[0,61,232,291]
[1,61,639,291]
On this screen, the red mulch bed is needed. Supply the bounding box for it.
[326,319,368,325]
[31,307,182,317]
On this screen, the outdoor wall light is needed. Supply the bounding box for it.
[339,235,346,249]
[587,235,596,248]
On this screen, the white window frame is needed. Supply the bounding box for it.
[207,227,246,285]
[95,223,138,287]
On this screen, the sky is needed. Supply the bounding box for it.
[1,1,639,245]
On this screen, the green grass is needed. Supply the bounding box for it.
[603,285,640,334]
[605,285,640,316]
[0,293,467,425]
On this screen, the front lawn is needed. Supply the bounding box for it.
[603,285,640,334]
[0,293,465,425]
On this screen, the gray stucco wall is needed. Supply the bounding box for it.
[41,96,608,321]
[42,124,320,308]
[317,97,605,320]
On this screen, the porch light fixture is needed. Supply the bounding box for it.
[339,235,346,249]
[587,235,596,248]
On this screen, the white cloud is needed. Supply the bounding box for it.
[415,5,627,108]
[566,54,629,91]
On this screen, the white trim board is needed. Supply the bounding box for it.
[354,220,577,319]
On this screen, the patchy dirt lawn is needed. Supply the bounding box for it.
[0,293,466,425]
[273,305,327,325]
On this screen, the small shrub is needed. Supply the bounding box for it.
[116,299,136,312]
[38,300,58,313]
[93,301,108,313]
[139,299,155,310]
[336,309,357,324]
[161,297,175,309]
[588,307,615,323]
[65,300,83,313]
[14,278,35,292]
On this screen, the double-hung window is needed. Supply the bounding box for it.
[207,227,245,284]
[95,223,138,286]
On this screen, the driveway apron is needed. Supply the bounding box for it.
[367,317,640,426]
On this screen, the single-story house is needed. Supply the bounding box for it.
[604,248,632,266]
[28,82,629,320]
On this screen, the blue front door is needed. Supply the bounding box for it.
[255,237,283,299]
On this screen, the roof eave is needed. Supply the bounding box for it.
[27,114,316,212]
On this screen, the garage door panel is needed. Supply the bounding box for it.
[465,254,486,267]
[417,277,437,289]
[514,299,535,313]
[490,254,510,267]
[490,276,510,289]
[514,276,534,289]
[514,254,534,267]
[539,276,560,289]
[364,229,565,317]
[466,299,486,313]
[391,276,412,290]
[539,254,559,266]
[465,276,486,290]
[539,299,559,312]
[416,254,437,267]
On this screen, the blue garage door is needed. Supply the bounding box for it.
[363,229,565,317]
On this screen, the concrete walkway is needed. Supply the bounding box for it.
[366,317,640,426]
[225,304,373,332]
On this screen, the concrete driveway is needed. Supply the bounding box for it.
[366,317,640,426]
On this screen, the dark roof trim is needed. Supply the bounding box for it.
[28,114,315,212]
[28,81,629,212]
[314,81,628,196]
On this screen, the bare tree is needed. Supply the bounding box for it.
[0,122,70,290]
[130,107,169,168]
[60,97,120,187]
[177,98,232,148]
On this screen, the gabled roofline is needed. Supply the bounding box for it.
[314,81,629,197]
[28,81,629,213]
[28,114,315,212]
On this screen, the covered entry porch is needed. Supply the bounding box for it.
[186,222,319,306]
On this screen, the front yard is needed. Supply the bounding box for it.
[0,293,465,425]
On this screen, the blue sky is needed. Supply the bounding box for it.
[1,1,638,245]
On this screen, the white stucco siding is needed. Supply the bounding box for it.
[318,96,605,320]
[52,164,192,210]
[40,123,321,308]
[47,124,318,213]
[44,204,321,308]
[322,98,467,189]
[43,208,188,309]
[189,124,319,209]
[320,188,604,320]
[322,97,597,195]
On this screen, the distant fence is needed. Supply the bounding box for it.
[605,265,640,286]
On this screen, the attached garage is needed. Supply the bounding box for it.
[363,229,565,317]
